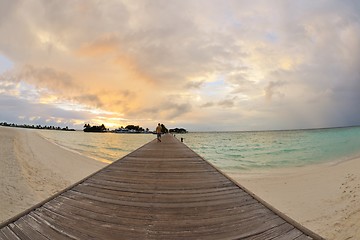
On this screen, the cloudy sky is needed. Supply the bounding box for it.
[0,0,359,131]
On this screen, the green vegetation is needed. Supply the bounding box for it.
[83,124,108,132]
[0,122,75,131]
[169,128,187,134]
[114,125,149,133]
[125,125,145,132]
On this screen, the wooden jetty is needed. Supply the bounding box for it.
[0,134,324,239]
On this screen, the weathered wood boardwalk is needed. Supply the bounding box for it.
[0,134,323,239]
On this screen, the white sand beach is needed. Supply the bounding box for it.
[0,126,106,224]
[228,158,360,240]
[1,126,359,239]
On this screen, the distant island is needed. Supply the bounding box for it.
[113,124,176,134]
[84,124,153,133]
[85,123,187,134]
[83,124,108,132]
[113,125,149,134]
[0,122,75,131]
[169,128,188,134]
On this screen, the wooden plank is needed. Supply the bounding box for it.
[90,174,231,185]
[271,227,303,240]
[100,167,212,173]
[242,222,295,240]
[93,171,227,181]
[55,194,261,221]
[144,215,284,239]
[43,201,151,228]
[33,207,146,239]
[80,181,240,195]
[46,198,267,229]
[22,215,69,240]
[71,184,250,203]
[10,220,48,240]
[0,230,7,240]
[75,185,245,201]
[64,188,255,208]
[0,227,21,240]
[85,178,236,191]
[294,235,314,240]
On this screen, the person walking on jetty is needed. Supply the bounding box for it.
[156,123,162,142]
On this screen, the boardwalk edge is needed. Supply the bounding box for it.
[178,136,326,240]
[0,138,158,229]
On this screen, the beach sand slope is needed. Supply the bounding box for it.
[0,127,106,224]
[229,157,360,240]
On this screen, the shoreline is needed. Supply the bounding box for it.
[37,130,113,164]
[0,126,107,224]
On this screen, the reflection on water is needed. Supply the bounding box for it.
[39,130,155,163]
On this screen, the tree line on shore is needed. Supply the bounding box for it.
[83,124,108,132]
[0,122,75,131]
[169,128,187,133]
[115,125,148,133]
[84,123,170,133]
[83,124,149,133]
[83,123,187,134]
[1,121,187,134]
[0,122,187,134]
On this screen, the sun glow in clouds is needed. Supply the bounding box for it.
[36,30,68,52]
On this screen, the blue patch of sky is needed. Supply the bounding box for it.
[17,81,42,101]
[0,54,14,73]
[223,9,242,30]
[200,75,228,99]
[205,75,225,88]
[265,32,278,43]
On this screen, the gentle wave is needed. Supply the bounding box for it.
[185,127,360,171]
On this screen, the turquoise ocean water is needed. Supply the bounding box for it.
[38,126,360,172]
